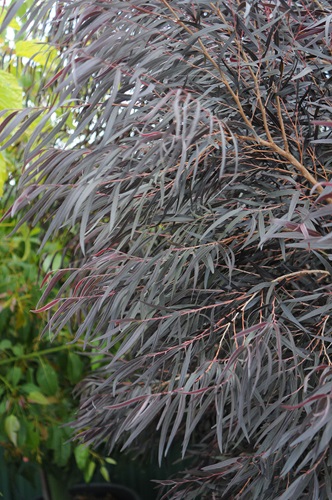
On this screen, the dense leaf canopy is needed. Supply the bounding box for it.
[1,0,332,498]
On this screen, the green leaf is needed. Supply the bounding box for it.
[0,152,7,197]
[0,401,6,415]
[104,457,117,465]
[27,391,50,405]
[48,426,71,466]
[47,426,59,450]
[26,421,40,450]
[67,352,84,384]
[7,366,22,386]
[5,415,20,446]
[15,40,57,66]
[19,73,34,90]
[100,466,110,482]
[84,461,96,483]
[0,339,12,351]
[54,439,71,467]
[17,0,34,18]
[12,345,24,356]
[42,251,63,272]
[74,443,89,471]
[21,383,40,395]
[0,71,22,110]
[17,417,27,447]
[36,364,59,396]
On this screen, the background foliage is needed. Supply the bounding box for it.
[0,205,115,496]
[0,5,113,495]
[1,0,332,498]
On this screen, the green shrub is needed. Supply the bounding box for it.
[0,215,112,488]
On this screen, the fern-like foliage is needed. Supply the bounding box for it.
[1,1,332,498]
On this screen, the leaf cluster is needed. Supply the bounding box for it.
[0,208,112,485]
[1,0,332,498]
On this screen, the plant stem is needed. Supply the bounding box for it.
[238,134,326,193]
[0,344,76,366]
[272,269,330,283]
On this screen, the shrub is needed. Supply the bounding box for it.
[0,206,114,496]
[1,1,332,498]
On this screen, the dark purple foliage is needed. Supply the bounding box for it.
[1,1,332,498]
